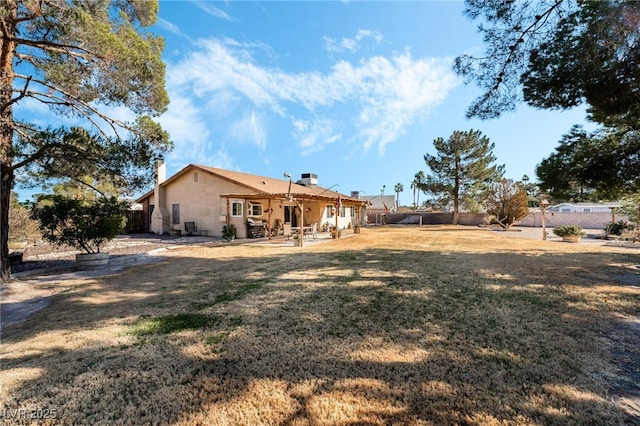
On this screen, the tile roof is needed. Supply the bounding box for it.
[137,164,364,204]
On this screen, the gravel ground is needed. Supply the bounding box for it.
[10,233,222,275]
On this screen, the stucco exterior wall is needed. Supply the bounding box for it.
[147,168,360,238]
[155,170,262,238]
[519,211,628,229]
[366,211,629,230]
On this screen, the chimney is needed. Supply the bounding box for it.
[350,191,360,199]
[153,159,170,234]
[155,159,166,184]
[296,173,318,187]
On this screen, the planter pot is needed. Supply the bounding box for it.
[76,252,110,270]
[561,235,581,243]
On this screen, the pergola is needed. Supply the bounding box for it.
[220,192,368,246]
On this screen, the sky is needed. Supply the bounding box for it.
[16,1,595,205]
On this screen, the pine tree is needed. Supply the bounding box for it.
[0,1,171,281]
[419,130,504,225]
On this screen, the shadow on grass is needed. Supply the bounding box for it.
[1,244,639,424]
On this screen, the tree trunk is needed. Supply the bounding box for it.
[453,163,460,225]
[0,1,18,282]
[0,165,13,282]
[453,194,460,225]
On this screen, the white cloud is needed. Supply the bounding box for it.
[291,117,341,156]
[193,2,234,21]
[228,111,267,150]
[165,38,459,157]
[157,18,184,37]
[324,29,384,54]
[159,93,215,166]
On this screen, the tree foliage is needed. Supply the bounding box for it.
[394,183,403,208]
[419,130,505,224]
[485,179,529,230]
[412,171,425,210]
[8,191,39,246]
[455,0,640,128]
[519,175,540,207]
[535,125,640,201]
[0,0,171,281]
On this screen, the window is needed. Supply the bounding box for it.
[248,203,263,216]
[340,205,346,217]
[350,207,355,218]
[583,208,591,213]
[326,205,334,218]
[172,204,180,225]
[231,201,243,217]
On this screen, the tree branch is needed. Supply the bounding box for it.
[14,73,134,137]
[10,36,100,60]
[2,75,31,111]
[491,0,566,91]
[11,139,64,171]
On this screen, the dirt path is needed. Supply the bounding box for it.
[0,280,57,333]
[1,234,219,334]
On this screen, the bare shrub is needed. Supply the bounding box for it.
[8,204,39,247]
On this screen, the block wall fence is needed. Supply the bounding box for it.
[367,212,629,230]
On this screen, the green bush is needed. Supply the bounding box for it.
[30,196,128,253]
[605,220,634,236]
[222,224,236,241]
[552,225,586,237]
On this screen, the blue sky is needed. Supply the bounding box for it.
[16,1,594,205]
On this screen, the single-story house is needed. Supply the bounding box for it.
[136,162,368,239]
[358,195,397,214]
[548,202,623,213]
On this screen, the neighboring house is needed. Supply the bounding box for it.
[358,195,397,214]
[547,202,622,213]
[136,163,368,239]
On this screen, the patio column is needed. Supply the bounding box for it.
[268,199,272,240]
[298,202,304,247]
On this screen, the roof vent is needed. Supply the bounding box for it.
[297,173,318,187]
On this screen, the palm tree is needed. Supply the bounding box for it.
[411,181,417,210]
[394,183,403,209]
[414,171,425,209]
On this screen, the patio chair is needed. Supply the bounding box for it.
[184,221,197,236]
[283,223,292,240]
[304,223,318,239]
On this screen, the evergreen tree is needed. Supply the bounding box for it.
[535,125,638,202]
[0,1,171,281]
[419,130,504,225]
[455,0,640,129]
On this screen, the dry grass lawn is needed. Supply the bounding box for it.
[1,225,639,425]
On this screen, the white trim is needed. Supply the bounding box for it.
[248,202,263,217]
[231,200,243,217]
